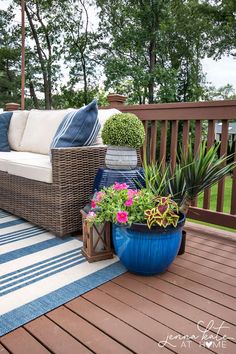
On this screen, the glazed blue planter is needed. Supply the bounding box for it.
[112,214,185,275]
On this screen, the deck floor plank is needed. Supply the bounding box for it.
[186,240,236,261]
[84,286,210,354]
[112,274,236,345]
[46,306,132,354]
[66,296,170,354]
[173,257,236,286]
[1,226,236,354]
[168,264,236,297]
[179,253,236,276]
[0,327,50,354]
[157,269,236,310]
[0,343,9,354]
[185,245,236,268]
[124,272,236,323]
[96,282,212,353]
[24,316,92,354]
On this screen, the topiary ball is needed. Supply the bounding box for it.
[101,113,145,148]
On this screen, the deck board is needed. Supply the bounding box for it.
[1,225,236,353]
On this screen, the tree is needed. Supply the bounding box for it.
[22,0,63,109]
[96,0,208,103]
[58,0,101,105]
[0,9,21,107]
[203,84,236,100]
[200,0,236,58]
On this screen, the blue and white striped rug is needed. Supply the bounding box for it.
[0,210,126,336]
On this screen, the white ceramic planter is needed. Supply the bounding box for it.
[105,146,138,170]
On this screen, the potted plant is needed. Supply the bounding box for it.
[86,183,185,275]
[101,113,145,170]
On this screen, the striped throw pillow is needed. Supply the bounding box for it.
[0,112,13,151]
[51,100,100,150]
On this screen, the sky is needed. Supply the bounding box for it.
[1,0,236,90]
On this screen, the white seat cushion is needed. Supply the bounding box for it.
[0,151,43,172]
[8,111,29,151]
[93,108,121,145]
[7,154,52,183]
[18,109,71,155]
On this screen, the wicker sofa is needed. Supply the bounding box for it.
[0,108,119,236]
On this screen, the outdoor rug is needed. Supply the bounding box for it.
[0,210,126,336]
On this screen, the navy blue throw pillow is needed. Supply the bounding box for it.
[0,112,13,151]
[51,100,100,150]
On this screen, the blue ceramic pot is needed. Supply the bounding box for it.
[112,214,185,275]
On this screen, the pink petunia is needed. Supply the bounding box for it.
[113,182,129,191]
[124,198,134,207]
[91,200,96,209]
[116,211,128,223]
[86,211,97,223]
[95,191,105,202]
[127,189,138,198]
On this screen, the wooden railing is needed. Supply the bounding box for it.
[107,94,236,229]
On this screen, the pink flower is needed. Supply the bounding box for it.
[113,182,129,191]
[116,211,128,223]
[91,200,96,209]
[127,189,138,198]
[86,211,96,223]
[124,198,134,207]
[87,211,96,217]
[95,191,105,202]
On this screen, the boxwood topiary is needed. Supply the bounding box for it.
[101,113,145,148]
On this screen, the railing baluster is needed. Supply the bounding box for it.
[150,121,157,163]
[216,120,229,212]
[159,121,168,168]
[182,120,190,155]
[142,120,148,162]
[192,120,203,207]
[203,120,215,209]
[230,139,236,215]
[194,120,202,154]
[170,120,178,171]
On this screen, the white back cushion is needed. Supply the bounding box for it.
[19,109,70,155]
[8,111,29,151]
[93,108,121,145]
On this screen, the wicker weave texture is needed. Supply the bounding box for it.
[0,146,106,237]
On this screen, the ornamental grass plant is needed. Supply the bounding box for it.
[142,141,236,215]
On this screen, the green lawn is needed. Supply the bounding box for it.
[189,176,236,233]
[197,176,232,213]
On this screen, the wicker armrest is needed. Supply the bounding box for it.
[51,145,107,186]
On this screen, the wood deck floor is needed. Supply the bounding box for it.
[0,223,235,354]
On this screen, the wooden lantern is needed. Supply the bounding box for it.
[81,210,113,262]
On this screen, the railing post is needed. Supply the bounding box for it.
[107,94,126,107]
[5,103,20,111]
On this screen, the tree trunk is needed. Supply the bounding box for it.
[81,56,88,105]
[148,40,156,104]
[25,4,51,109]
[29,80,39,109]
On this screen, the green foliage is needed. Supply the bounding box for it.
[203,84,236,100]
[97,0,209,103]
[101,113,145,148]
[52,87,108,109]
[0,9,21,107]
